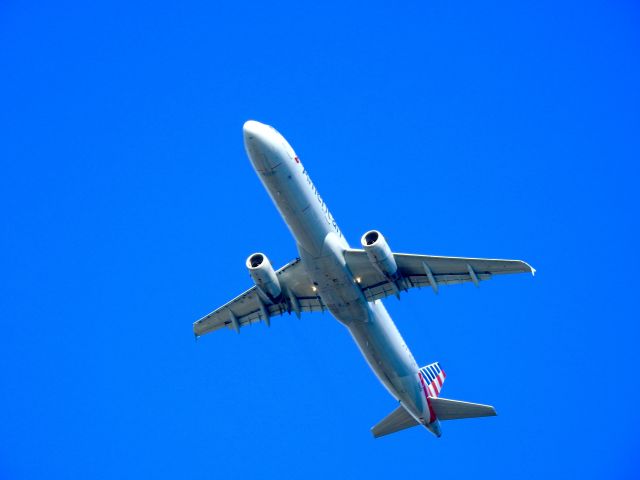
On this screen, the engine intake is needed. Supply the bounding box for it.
[360,230,399,279]
[246,252,282,300]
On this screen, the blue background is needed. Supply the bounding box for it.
[1,1,639,478]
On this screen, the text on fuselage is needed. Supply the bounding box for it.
[301,167,343,238]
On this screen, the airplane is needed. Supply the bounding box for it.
[193,120,535,438]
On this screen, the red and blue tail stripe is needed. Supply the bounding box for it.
[419,362,446,398]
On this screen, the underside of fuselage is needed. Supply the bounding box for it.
[243,121,429,425]
[297,233,425,416]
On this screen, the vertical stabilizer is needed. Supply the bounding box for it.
[419,362,446,398]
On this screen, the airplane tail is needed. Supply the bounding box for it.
[428,397,497,421]
[419,362,446,398]
[371,362,496,438]
[371,405,419,438]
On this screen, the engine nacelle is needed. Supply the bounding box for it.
[246,252,282,300]
[360,230,399,279]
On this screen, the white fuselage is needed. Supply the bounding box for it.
[243,121,432,428]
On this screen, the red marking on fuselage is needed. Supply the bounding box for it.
[427,396,437,423]
[418,372,432,423]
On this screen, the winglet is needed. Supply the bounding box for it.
[521,260,536,277]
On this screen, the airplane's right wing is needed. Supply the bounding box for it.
[344,249,535,302]
[193,258,324,337]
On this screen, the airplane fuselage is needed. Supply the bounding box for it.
[243,121,437,433]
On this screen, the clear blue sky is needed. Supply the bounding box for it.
[1,1,639,478]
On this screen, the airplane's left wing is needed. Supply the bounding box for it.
[193,258,324,337]
[344,249,534,302]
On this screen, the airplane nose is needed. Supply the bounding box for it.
[243,120,279,171]
[243,119,259,134]
[243,120,267,143]
[243,120,272,153]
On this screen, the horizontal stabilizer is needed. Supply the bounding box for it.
[371,405,419,438]
[429,397,497,421]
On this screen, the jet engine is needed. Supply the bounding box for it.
[360,230,399,279]
[246,252,282,300]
